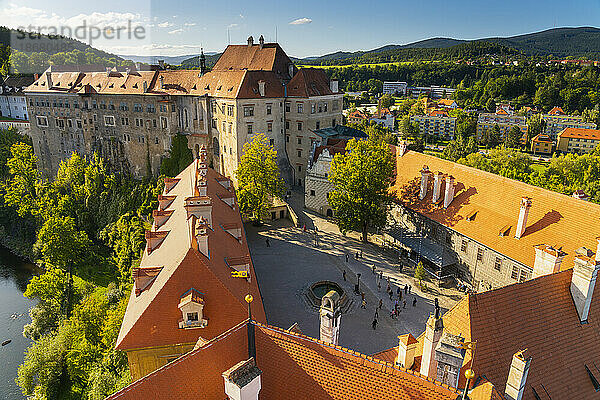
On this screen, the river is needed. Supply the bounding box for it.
[0,246,37,400]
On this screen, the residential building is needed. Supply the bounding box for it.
[530,133,553,155]
[346,109,368,124]
[476,112,527,139]
[436,99,458,109]
[410,110,456,138]
[541,106,596,140]
[24,37,342,182]
[376,248,600,400]
[370,107,395,129]
[0,75,34,120]
[387,145,600,291]
[382,81,408,95]
[115,152,266,381]
[557,127,600,154]
[407,86,456,99]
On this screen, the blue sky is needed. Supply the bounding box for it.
[1,0,599,57]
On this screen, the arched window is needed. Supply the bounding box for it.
[213,137,219,156]
[183,108,189,129]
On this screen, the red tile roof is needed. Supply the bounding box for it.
[116,161,266,351]
[287,68,337,97]
[212,43,295,79]
[108,321,461,400]
[548,106,565,115]
[413,270,600,400]
[559,127,600,141]
[390,149,600,270]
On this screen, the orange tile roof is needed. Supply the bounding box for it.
[558,127,600,140]
[390,149,600,270]
[287,68,337,97]
[428,109,449,117]
[108,321,462,400]
[414,270,600,400]
[212,43,295,78]
[116,161,266,351]
[548,106,565,115]
[437,99,456,107]
[531,133,553,143]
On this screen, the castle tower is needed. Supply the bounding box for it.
[319,290,341,345]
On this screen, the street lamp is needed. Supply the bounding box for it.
[355,273,362,294]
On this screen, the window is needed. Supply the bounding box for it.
[324,103,328,112]
[311,104,316,114]
[133,103,142,112]
[297,137,302,145]
[297,150,302,157]
[120,102,129,111]
[55,118,65,128]
[36,116,48,127]
[228,123,232,134]
[298,165,302,172]
[269,139,274,146]
[310,190,315,196]
[266,104,272,115]
[297,103,303,113]
[285,102,290,112]
[477,248,484,261]
[227,105,234,116]
[286,135,290,143]
[519,269,528,283]
[460,240,467,253]
[222,121,226,133]
[446,232,452,245]
[159,104,167,112]
[316,121,320,130]
[332,100,339,111]
[332,119,336,127]
[210,101,216,114]
[285,120,290,130]
[155,137,159,145]
[243,106,254,117]
[494,257,502,271]
[147,104,156,113]
[211,119,217,128]
[267,122,273,132]
[153,119,157,128]
[187,312,198,322]
[511,266,519,280]
[102,115,114,126]
[297,121,303,131]
[67,119,73,128]
[76,120,82,129]
[247,123,253,135]
[160,116,168,129]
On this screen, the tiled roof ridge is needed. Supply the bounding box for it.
[398,150,600,211]
[252,321,460,394]
[107,319,249,399]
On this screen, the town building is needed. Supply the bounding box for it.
[0,75,34,121]
[541,106,596,140]
[407,86,456,99]
[375,247,600,400]
[530,133,553,155]
[346,109,368,124]
[24,37,342,182]
[410,110,456,138]
[557,127,600,154]
[476,112,527,139]
[382,81,408,95]
[115,151,266,380]
[435,99,458,109]
[370,107,395,129]
[387,145,600,292]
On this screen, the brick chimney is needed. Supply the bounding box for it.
[514,197,532,239]
[532,244,566,278]
[434,333,466,388]
[247,36,254,47]
[258,80,265,97]
[504,349,531,400]
[420,314,444,379]
[431,172,444,204]
[330,79,338,93]
[258,35,264,49]
[197,175,208,197]
[396,334,418,369]
[223,358,262,400]
[397,141,408,157]
[195,218,210,258]
[319,290,341,345]
[443,175,455,209]
[570,238,600,323]
[419,166,431,200]
[46,71,53,88]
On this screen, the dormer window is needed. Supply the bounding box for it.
[178,288,208,329]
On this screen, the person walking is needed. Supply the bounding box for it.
[378,299,383,309]
[390,308,395,319]
[361,292,365,302]
[361,299,367,309]
[372,318,378,330]
[404,284,408,294]
[377,280,381,291]
[403,300,407,309]
[379,271,383,281]
[372,265,376,274]
[345,253,349,263]
[342,270,346,281]
[265,238,270,247]
[412,297,417,307]
[389,290,393,301]
[398,290,402,301]
[386,283,391,293]
[408,285,412,294]
[374,308,379,319]
[396,286,400,295]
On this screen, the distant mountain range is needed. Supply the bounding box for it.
[298,27,600,65]
[118,53,219,65]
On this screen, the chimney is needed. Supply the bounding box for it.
[319,290,341,345]
[570,238,600,323]
[106,67,111,76]
[419,166,431,200]
[443,175,455,208]
[46,71,53,88]
[431,172,444,204]
[195,218,210,258]
[514,197,532,239]
[397,141,408,157]
[288,64,294,79]
[330,79,338,93]
[420,314,444,379]
[258,80,265,97]
[434,333,466,388]
[158,59,165,69]
[504,349,532,400]
[197,176,208,197]
[135,62,142,71]
[247,36,254,47]
[532,244,566,278]
[143,80,148,92]
[258,35,264,49]
[222,358,262,400]
[159,75,164,89]
[185,196,213,227]
[125,67,131,76]
[396,334,418,369]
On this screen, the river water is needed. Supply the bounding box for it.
[0,246,37,400]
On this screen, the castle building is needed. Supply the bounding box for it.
[115,149,266,381]
[387,145,600,292]
[0,75,33,121]
[24,37,342,183]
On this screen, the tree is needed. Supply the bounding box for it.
[160,134,193,177]
[235,133,285,223]
[414,261,427,286]
[505,125,522,148]
[379,93,394,109]
[442,135,478,161]
[526,113,546,145]
[3,143,40,218]
[328,137,394,242]
[480,125,502,149]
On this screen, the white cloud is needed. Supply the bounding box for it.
[227,23,239,29]
[168,28,183,35]
[157,21,173,28]
[184,22,196,27]
[239,14,245,19]
[289,18,312,25]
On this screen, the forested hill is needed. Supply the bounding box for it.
[299,27,600,65]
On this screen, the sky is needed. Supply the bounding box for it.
[1,0,600,58]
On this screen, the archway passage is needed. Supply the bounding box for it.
[326,209,333,217]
